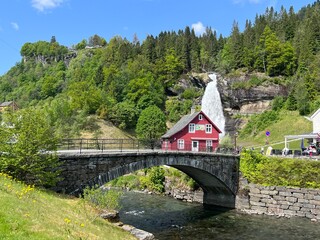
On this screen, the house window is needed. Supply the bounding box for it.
[189,123,195,133]
[164,140,169,149]
[206,124,212,133]
[177,139,184,149]
[198,114,203,120]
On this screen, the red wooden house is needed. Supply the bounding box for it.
[161,110,221,152]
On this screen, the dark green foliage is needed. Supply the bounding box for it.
[240,150,320,188]
[108,101,139,130]
[0,108,60,187]
[272,96,285,111]
[180,88,202,99]
[136,105,167,143]
[20,40,68,59]
[88,34,107,47]
[166,98,193,122]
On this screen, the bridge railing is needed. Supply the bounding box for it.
[57,138,238,154]
[57,138,162,153]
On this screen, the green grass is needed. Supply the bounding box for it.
[238,110,312,150]
[0,173,136,240]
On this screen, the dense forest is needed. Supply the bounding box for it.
[0,1,319,138]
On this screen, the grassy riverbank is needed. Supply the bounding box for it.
[0,173,136,240]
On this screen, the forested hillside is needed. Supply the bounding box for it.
[0,1,319,138]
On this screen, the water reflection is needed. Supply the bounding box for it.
[119,191,320,240]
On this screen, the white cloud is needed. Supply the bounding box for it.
[31,0,64,12]
[11,22,19,31]
[191,21,206,36]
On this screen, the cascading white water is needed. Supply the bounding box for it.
[201,73,225,137]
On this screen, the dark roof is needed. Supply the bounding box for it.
[0,101,14,107]
[162,110,222,138]
[162,111,200,138]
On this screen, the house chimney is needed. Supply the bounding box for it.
[191,105,195,114]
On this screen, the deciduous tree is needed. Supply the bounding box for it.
[0,108,60,187]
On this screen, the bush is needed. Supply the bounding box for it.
[180,88,202,99]
[108,174,140,190]
[240,150,320,188]
[83,187,122,211]
[148,167,165,193]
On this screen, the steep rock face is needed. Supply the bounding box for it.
[216,74,288,134]
[217,75,287,110]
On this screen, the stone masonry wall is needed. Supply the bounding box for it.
[165,188,204,203]
[236,179,320,221]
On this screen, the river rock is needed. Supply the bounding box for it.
[100,210,120,223]
[122,224,155,240]
[130,228,155,240]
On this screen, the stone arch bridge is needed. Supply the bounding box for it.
[55,151,240,208]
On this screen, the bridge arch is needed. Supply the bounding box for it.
[56,151,239,208]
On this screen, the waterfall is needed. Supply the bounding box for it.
[201,73,225,137]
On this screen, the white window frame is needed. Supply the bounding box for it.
[206,124,212,133]
[206,140,213,147]
[198,114,203,120]
[177,139,184,149]
[189,123,195,133]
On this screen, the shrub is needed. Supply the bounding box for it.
[83,187,122,211]
[240,150,320,188]
[148,167,165,193]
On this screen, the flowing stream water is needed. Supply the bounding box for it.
[120,191,320,240]
[201,73,225,136]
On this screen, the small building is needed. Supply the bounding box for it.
[161,110,221,152]
[309,108,320,134]
[0,101,19,112]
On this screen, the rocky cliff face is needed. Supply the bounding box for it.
[216,73,288,134]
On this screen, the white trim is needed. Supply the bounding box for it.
[177,139,184,149]
[206,140,213,147]
[189,123,195,133]
[205,124,212,133]
[191,137,218,140]
[198,114,203,120]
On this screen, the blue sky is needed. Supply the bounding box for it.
[0,0,316,75]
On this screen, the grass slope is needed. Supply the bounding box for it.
[0,173,136,240]
[238,110,312,150]
[81,117,135,139]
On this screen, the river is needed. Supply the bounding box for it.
[119,191,320,240]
